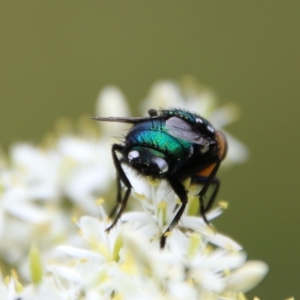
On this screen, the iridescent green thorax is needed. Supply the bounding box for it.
[127,119,191,159]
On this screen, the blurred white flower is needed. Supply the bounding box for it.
[95,85,131,136]
[42,173,267,299]
[0,88,130,270]
[0,79,271,300]
[44,204,267,299]
[57,135,113,214]
[0,147,57,267]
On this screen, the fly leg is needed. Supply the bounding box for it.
[193,160,221,224]
[106,144,132,232]
[108,174,122,219]
[160,177,188,248]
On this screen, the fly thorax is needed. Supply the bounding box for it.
[127,147,169,176]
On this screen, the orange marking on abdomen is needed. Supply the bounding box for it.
[196,131,227,178]
[197,163,216,177]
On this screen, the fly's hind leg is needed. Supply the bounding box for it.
[192,166,221,224]
[160,177,188,248]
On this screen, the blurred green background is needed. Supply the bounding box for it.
[1,1,299,298]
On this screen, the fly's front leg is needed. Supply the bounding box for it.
[106,144,132,232]
[108,175,122,219]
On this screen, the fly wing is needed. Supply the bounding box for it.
[90,115,162,124]
[166,117,210,145]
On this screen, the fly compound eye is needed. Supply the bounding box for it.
[128,150,139,162]
[152,157,168,173]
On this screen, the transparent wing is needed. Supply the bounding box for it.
[90,115,162,124]
[166,117,210,145]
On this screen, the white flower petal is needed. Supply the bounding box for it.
[167,281,197,300]
[141,80,184,113]
[122,164,151,198]
[57,246,103,261]
[225,261,269,293]
[205,232,243,251]
[78,216,105,241]
[223,131,249,165]
[96,86,130,117]
[48,265,82,283]
[7,203,50,223]
[0,209,4,239]
[95,86,131,135]
[209,103,240,128]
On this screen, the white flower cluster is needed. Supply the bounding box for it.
[0,78,271,300]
